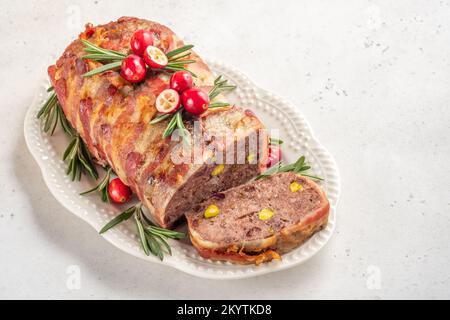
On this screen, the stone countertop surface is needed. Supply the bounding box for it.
[0,0,449,299]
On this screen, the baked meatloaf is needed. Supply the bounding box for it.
[186,172,330,264]
[48,17,268,228]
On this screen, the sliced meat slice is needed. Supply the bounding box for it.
[186,172,330,264]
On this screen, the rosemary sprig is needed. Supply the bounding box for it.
[206,75,237,109]
[81,39,126,59]
[81,40,197,78]
[208,75,236,100]
[151,111,189,144]
[168,51,191,61]
[151,75,236,142]
[38,86,99,182]
[63,132,99,181]
[80,167,112,202]
[135,212,150,255]
[149,113,171,124]
[99,206,136,234]
[175,109,190,144]
[164,65,197,77]
[82,54,121,61]
[82,61,122,77]
[164,45,197,77]
[256,155,323,181]
[269,137,284,145]
[166,59,196,65]
[57,104,73,135]
[162,110,179,138]
[81,40,125,77]
[137,206,185,259]
[209,102,230,109]
[166,45,194,60]
[37,88,72,136]
[99,204,185,260]
[160,108,191,146]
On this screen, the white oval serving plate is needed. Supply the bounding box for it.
[24,59,340,279]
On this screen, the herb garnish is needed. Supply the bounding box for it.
[38,87,98,181]
[165,44,197,77]
[99,204,185,260]
[208,75,236,102]
[80,40,196,77]
[256,155,323,181]
[82,39,127,60]
[37,87,71,136]
[63,130,99,181]
[80,167,112,202]
[269,137,284,145]
[150,108,191,145]
[149,75,236,142]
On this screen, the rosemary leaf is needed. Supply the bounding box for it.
[81,39,126,58]
[147,226,185,239]
[145,233,163,260]
[50,109,59,135]
[100,204,186,259]
[80,184,100,197]
[57,105,72,136]
[152,233,172,255]
[164,66,197,78]
[63,137,77,161]
[255,155,323,181]
[162,114,178,138]
[78,141,99,180]
[149,113,171,124]
[164,109,191,147]
[83,61,122,77]
[168,52,191,62]
[43,102,57,133]
[37,92,56,121]
[77,164,82,181]
[38,90,59,137]
[80,167,112,202]
[214,75,222,85]
[62,134,98,181]
[175,110,185,133]
[269,138,284,145]
[166,45,194,59]
[299,173,324,181]
[208,76,236,100]
[175,110,190,144]
[99,206,136,234]
[82,53,124,61]
[101,188,109,202]
[209,102,230,109]
[134,213,150,256]
[293,156,305,172]
[166,59,196,66]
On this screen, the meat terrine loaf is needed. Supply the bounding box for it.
[186,172,330,264]
[48,17,268,228]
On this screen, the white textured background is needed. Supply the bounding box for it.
[1,0,449,299]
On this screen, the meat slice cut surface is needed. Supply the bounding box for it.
[186,172,330,264]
